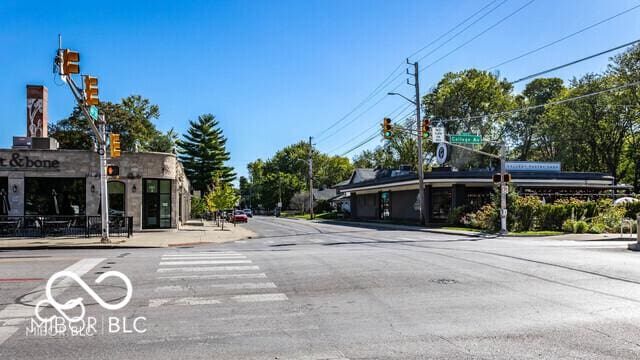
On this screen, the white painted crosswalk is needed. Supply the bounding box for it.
[149,251,289,308]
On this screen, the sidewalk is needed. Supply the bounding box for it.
[313,218,638,242]
[0,220,256,249]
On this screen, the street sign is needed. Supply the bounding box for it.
[89,105,99,121]
[449,133,482,144]
[433,126,445,143]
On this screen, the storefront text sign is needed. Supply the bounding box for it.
[0,153,60,169]
[505,161,560,172]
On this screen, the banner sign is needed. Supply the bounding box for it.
[505,161,560,172]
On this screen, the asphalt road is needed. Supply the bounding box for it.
[1,216,640,359]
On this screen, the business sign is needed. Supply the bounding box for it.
[435,143,449,165]
[505,161,561,172]
[0,153,60,169]
[450,133,482,144]
[433,126,445,143]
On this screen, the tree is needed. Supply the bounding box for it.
[177,114,236,193]
[49,95,170,152]
[205,182,239,213]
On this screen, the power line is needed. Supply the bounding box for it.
[438,79,640,124]
[312,0,510,140]
[420,0,537,72]
[414,0,509,63]
[510,39,640,84]
[486,3,640,70]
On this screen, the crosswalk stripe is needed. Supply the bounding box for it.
[231,293,289,302]
[310,239,326,243]
[159,260,252,266]
[161,253,244,258]
[155,282,277,292]
[157,265,260,273]
[160,256,247,261]
[157,273,268,280]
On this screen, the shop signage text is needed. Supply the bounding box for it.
[0,153,60,169]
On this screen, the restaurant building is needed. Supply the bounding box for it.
[338,166,628,224]
[0,85,190,231]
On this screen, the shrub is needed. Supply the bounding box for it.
[574,220,588,234]
[591,206,626,232]
[448,206,467,225]
[471,204,498,231]
[588,223,606,234]
[191,197,207,218]
[623,201,640,219]
[513,196,542,231]
[562,219,576,233]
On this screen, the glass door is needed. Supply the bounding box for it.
[143,179,171,229]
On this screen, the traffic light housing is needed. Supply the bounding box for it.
[61,49,80,75]
[493,173,511,183]
[422,118,431,139]
[110,133,121,158]
[382,117,392,139]
[84,76,99,105]
[106,165,119,177]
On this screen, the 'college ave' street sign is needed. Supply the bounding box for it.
[449,133,482,145]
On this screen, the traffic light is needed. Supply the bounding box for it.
[84,76,99,105]
[106,165,119,177]
[422,118,431,139]
[493,173,511,183]
[382,117,392,139]
[110,133,121,158]
[61,49,80,75]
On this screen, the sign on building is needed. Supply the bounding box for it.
[435,143,449,165]
[505,161,561,172]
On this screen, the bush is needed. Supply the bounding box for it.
[623,201,640,219]
[470,204,498,231]
[574,220,588,234]
[588,223,606,234]
[591,206,626,232]
[448,206,467,226]
[562,219,576,233]
[191,197,207,218]
[314,200,333,214]
[513,196,542,232]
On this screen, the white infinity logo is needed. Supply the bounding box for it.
[35,270,133,323]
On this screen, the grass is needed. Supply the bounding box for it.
[509,230,564,236]
[442,226,483,232]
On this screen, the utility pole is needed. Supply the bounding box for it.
[308,136,314,220]
[499,143,508,235]
[407,59,426,226]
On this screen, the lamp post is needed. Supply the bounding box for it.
[387,87,426,226]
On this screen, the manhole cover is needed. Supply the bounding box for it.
[431,278,458,285]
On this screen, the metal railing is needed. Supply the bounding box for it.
[0,215,133,238]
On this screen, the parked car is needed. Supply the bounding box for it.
[233,210,248,223]
[243,209,253,217]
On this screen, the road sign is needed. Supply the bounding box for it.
[449,133,482,144]
[433,126,445,143]
[89,105,99,121]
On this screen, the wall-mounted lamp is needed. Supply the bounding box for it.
[132,184,137,193]
[12,184,18,193]
[90,184,96,193]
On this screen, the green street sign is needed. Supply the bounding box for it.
[89,105,99,121]
[450,133,482,144]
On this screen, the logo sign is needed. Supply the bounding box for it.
[28,270,146,337]
[505,161,561,172]
[435,143,449,165]
[433,126,445,143]
[450,133,482,145]
[89,105,99,121]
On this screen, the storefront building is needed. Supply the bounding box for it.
[0,85,190,231]
[339,167,627,224]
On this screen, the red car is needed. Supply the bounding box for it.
[233,210,248,223]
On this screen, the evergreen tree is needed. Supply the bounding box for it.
[178,114,236,193]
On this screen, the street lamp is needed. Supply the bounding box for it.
[387,90,426,226]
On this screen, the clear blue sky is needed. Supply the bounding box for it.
[1,0,639,182]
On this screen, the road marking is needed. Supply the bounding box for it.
[157,265,260,273]
[231,293,289,302]
[155,282,277,292]
[160,256,247,261]
[235,240,247,244]
[159,260,252,266]
[157,273,268,280]
[264,240,275,244]
[310,239,326,243]
[0,257,105,346]
[161,253,244,257]
[0,278,45,282]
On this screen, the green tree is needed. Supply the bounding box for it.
[177,114,236,193]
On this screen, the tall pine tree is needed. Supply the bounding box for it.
[178,114,236,193]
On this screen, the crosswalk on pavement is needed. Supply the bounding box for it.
[148,251,288,308]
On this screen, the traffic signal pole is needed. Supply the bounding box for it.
[499,143,507,235]
[99,116,110,242]
[308,136,314,220]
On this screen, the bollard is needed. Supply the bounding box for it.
[629,214,640,251]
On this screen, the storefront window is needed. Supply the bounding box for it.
[108,181,126,216]
[143,179,171,228]
[431,188,452,222]
[0,177,8,215]
[379,191,390,220]
[25,177,85,215]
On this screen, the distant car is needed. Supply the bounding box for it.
[243,209,253,217]
[233,210,248,223]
